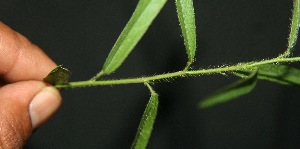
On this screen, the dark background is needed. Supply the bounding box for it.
[1,0,300,148]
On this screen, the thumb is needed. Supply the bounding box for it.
[0,81,61,148]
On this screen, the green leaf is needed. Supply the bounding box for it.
[236,64,300,86]
[43,65,72,85]
[102,0,167,75]
[285,0,300,55]
[199,70,258,109]
[131,85,159,149]
[258,64,300,85]
[175,0,197,67]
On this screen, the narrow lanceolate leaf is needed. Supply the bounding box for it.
[285,0,300,56]
[258,64,300,85]
[199,70,258,109]
[175,0,197,66]
[131,85,159,149]
[236,64,300,86]
[102,0,167,75]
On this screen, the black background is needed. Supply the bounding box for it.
[1,0,300,148]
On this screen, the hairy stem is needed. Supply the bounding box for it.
[55,57,300,88]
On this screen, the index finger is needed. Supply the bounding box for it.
[0,22,57,83]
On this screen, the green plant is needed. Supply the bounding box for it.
[43,0,300,148]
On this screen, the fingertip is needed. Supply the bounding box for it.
[0,21,57,82]
[29,86,62,129]
[0,81,62,148]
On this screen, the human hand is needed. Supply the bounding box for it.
[0,22,62,148]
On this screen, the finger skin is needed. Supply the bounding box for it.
[0,81,45,148]
[0,22,62,148]
[0,22,57,83]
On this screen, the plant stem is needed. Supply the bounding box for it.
[55,57,300,88]
[90,70,105,81]
[145,82,157,95]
